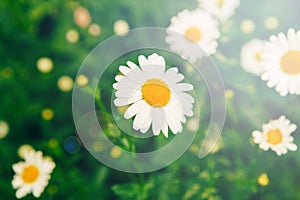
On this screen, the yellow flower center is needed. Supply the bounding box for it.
[22,165,39,183]
[255,52,262,62]
[217,0,224,7]
[142,79,171,107]
[266,129,283,145]
[184,27,203,43]
[280,50,300,75]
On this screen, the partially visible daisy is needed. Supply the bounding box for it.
[261,28,300,96]
[240,39,266,76]
[12,149,55,198]
[252,115,297,156]
[113,53,195,137]
[198,0,240,22]
[166,9,220,63]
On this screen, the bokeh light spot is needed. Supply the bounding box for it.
[64,136,81,154]
[76,74,89,86]
[37,57,53,73]
[187,118,199,132]
[89,23,101,36]
[48,139,59,148]
[264,16,279,30]
[110,146,122,158]
[66,29,79,43]
[74,6,91,28]
[41,108,54,121]
[58,76,74,92]
[240,20,255,34]
[113,20,129,36]
[225,89,234,100]
[0,121,9,139]
[1,67,14,78]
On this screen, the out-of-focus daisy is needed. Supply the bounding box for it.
[198,0,240,22]
[12,149,55,198]
[252,115,297,156]
[166,9,220,63]
[261,28,300,96]
[113,53,195,137]
[240,39,266,76]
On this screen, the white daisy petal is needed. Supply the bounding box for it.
[119,66,131,75]
[289,124,297,133]
[124,68,146,86]
[12,176,23,188]
[164,94,184,133]
[124,100,148,119]
[32,185,44,198]
[163,70,185,85]
[115,88,141,99]
[12,163,25,174]
[165,110,182,134]
[162,123,169,138]
[287,143,297,151]
[148,53,166,66]
[259,143,269,151]
[172,83,193,92]
[267,78,279,88]
[115,75,123,82]
[151,108,166,135]
[114,95,142,106]
[138,55,148,67]
[275,150,282,156]
[114,89,142,106]
[177,92,194,117]
[16,185,31,199]
[114,76,137,89]
[141,65,164,79]
[133,106,151,130]
[140,118,152,133]
[126,61,138,69]
[162,68,179,83]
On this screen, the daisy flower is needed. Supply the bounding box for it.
[198,0,240,22]
[240,39,266,76]
[261,28,300,96]
[252,115,297,156]
[113,53,195,137]
[166,9,220,63]
[12,149,56,198]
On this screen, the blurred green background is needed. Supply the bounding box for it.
[1,0,300,199]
